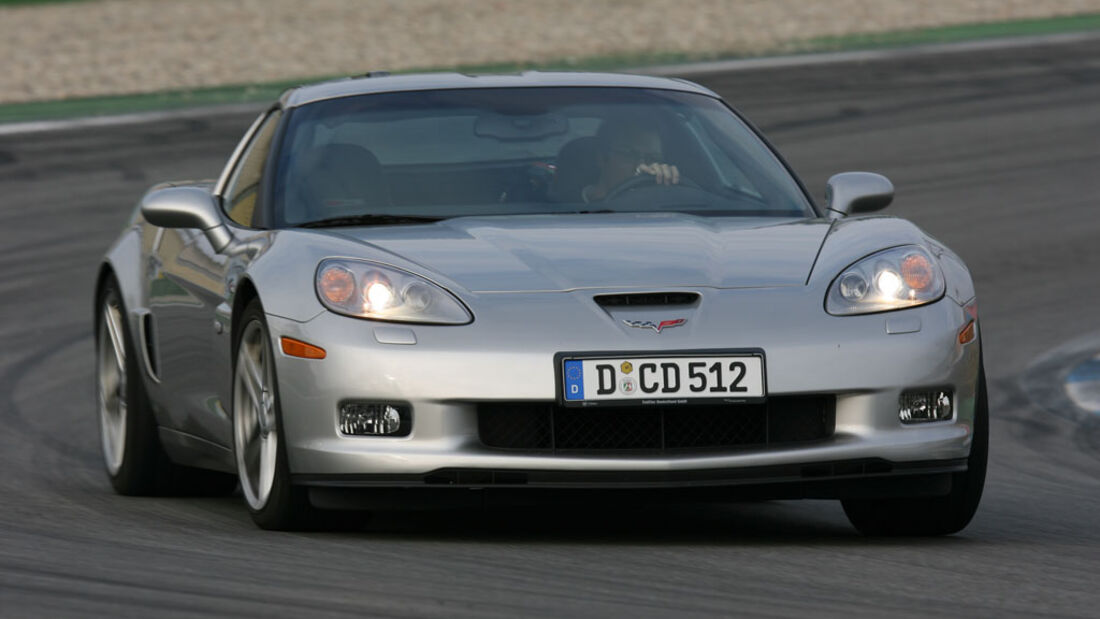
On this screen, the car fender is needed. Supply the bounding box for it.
[809,215,975,306]
[240,227,475,324]
[99,221,148,346]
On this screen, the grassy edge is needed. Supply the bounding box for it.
[0,0,86,5]
[3,12,1100,124]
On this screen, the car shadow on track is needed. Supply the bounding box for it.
[275,500,981,547]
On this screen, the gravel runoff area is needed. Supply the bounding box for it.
[5,0,1100,104]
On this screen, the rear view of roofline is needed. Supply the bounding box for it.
[282,70,718,108]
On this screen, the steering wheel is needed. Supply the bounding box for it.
[603,172,701,202]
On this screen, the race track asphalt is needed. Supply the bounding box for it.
[1,36,1099,618]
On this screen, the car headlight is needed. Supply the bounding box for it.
[826,245,945,316]
[315,259,472,324]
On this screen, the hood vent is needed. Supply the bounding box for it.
[594,292,700,307]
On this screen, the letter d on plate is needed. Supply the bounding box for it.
[596,364,616,395]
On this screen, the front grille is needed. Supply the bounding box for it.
[478,396,834,453]
[594,292,700,307]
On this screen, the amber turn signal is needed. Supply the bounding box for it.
[318,265,355,304]
[958,320,976,345]
[901,253,934,290]
[281,337,326,359]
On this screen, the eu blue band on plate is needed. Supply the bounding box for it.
[563,360,584,400]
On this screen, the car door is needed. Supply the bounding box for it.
[148,109,283,447]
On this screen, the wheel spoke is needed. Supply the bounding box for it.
[258,437,274,497]
[243,414,260,445]
[257,340,278,432]
[239,356,263,414]
[241,345,264,389]
[241,351,266,409]
[100,369,119,406]
[106,411,122,446]
[257,338,266,379]
[260,390,275,434]
[102,305,127,373]
[98,299,129,476]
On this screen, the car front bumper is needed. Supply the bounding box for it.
[267,286,980,489]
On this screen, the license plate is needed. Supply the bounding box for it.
[558,352,765,406]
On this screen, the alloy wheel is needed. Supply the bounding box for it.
[233,319,278,510]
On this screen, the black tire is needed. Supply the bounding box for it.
[233,298,316,530]
[842,356,989,536]
[96,277,238,497]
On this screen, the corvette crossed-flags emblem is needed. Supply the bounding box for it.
[621,318,687,333]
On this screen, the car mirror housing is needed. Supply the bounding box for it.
[140,186,235,252]
[825,172,894,219]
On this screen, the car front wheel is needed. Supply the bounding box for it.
[841,355,989,536]
[233,299,314,530]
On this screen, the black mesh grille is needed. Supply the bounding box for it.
[555,408,663,450]
[477,406,552,450]
[478,396,834,453]
[662,406,768,448]
[594,292,700,307]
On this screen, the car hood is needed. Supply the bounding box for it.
[331,213,831,293]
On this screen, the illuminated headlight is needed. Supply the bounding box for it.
[315,259,471,324]
[899,390,953,423]
[826,245,945,315]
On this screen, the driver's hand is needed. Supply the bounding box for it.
[636,162,680,185]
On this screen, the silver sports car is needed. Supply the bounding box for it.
[95,71,986,534]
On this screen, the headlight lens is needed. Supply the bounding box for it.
[826,245,944,315]
[315,259,471,324]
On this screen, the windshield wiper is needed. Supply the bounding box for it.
[297,214,446,228]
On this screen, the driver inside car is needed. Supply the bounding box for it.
[581,119,680,203]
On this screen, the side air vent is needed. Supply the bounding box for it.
[137,310,160,382]
[594,292,700,307]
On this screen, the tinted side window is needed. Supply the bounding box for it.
[223,110,282,226]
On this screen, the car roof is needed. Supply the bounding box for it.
[281,71,719,108]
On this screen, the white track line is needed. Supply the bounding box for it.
[3,29,1100,136]
[638,29,1100,76]
[0,102,267,136]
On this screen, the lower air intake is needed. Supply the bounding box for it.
[478,395,834,452]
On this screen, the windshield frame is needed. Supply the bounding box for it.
[713,98,821,219]
[268,86,821,228]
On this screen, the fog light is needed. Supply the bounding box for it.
[339,403,408,436]
[899,390,953,423]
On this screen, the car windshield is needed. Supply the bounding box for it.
[272,86,815,226]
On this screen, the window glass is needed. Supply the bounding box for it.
[273,88,813,226]
[223,110,282,226]
[305,115,601,165]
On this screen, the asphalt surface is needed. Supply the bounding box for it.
[2,38,1100,618]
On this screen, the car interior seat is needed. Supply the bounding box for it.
[286,143,389,222]
[548,136,601,203]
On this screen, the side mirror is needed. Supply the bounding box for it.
[825,172,894,220]
[141,186,235,252]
